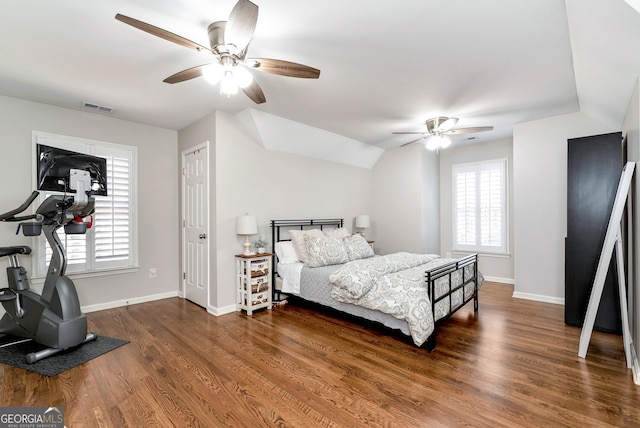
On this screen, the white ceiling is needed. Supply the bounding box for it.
[1,0,639,150]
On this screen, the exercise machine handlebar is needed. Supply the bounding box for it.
[0,191,40,222]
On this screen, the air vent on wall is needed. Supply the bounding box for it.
[82,101,114,113]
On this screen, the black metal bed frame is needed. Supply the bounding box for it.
[270,218,479,352]
[270,218,344,301]
[424,253,479,350]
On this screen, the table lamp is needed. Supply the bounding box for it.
[355,214,370,238]
[236,214,258,256]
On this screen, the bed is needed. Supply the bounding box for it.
[270,219,482,351]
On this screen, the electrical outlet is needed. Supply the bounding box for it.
[149,268,157,278]
[446,252,451,258]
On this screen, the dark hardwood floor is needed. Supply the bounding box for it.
[1,282,638,427]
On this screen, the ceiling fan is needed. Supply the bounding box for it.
[393,117,493,150]
[115,0,320,104]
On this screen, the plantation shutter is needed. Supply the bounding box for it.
[455,170,477,247]
[453,159,507,254]
[94,156,130,264]
[479,162,505,249]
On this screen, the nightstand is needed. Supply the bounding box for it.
[235,253,273,315]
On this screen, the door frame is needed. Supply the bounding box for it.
[181,141,210,307]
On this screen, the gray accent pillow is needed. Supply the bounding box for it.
[304,235,349,267]
[344,234,374,261]
[289,229,325,263]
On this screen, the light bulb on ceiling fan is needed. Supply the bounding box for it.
[220,70,239,95]
[233,65,253,88]
[439,134,453,149]
[204,58,252,95]
[202,62,223,85]
[426,136,440,151]
[425,134,453,151]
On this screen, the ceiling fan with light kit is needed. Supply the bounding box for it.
[393,117,493,150]
[115,0,320,104]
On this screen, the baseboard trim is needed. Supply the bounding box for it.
[483,275,515,284]
[82,291,179,313]
[207,304,238,316]
[631,346,640,386]
[512,291,564,305]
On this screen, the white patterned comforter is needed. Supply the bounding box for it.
[329,252,478,346]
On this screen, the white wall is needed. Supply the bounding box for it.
[513,112,617,303]
[622,78,639,383]
[178,111,374,313]
[0,95,179,311]
[372,143,439,255]
[421,146,440,254]
[439,138,514,282]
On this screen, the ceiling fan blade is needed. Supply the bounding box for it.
[400,136,427,147]
[241,80,266,104]
[245,58,320,78]
[392,131,427,135]
[115,14,211,53]
[224,0,259,54]
[438,117,459,132]
[163,65,207,84]
[447,126,494,134]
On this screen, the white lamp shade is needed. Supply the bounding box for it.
[202,62,223,85]
[426,134,454,150]
[233,65,253,88]
[236,215,257,235]
[355,214,370,228]
[439,134,453,149]
[426,136,441,151]
[220,71,239,95]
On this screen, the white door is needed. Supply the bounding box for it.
[182,144,209,308]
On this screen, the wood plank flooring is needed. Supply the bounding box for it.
[1,282,638,427]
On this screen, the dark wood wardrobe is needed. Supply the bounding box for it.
[565,132,623,334]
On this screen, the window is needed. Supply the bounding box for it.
[32,132,137,277]
[453,159,507,254]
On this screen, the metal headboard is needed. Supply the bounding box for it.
[270,218,344,301]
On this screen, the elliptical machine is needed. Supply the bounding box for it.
[0,166,100,363]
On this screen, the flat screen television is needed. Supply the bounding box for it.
[36,144,107,196]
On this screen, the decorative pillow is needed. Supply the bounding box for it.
[324,227,351,239]
[344,234,375,261]
[288,229,325,263]
[304,235,349,267]
[274,241,299,264]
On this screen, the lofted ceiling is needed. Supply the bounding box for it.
[0,0,639,150]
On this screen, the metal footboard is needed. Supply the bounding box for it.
[423,253,479,351]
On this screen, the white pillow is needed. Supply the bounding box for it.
[344,234,375,260]
[304,235,349,267]
[288,229,325,263]
[324,227,351,239]
[274,241,300,264]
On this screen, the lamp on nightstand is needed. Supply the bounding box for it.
[236,214,258,256]
[355,214,370,238]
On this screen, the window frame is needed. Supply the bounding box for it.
[452,158,509,255]
[31,131,138,280]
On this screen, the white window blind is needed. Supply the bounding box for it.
[453,159,507,254]
[94,156,131,264]
[34,132,137,276]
